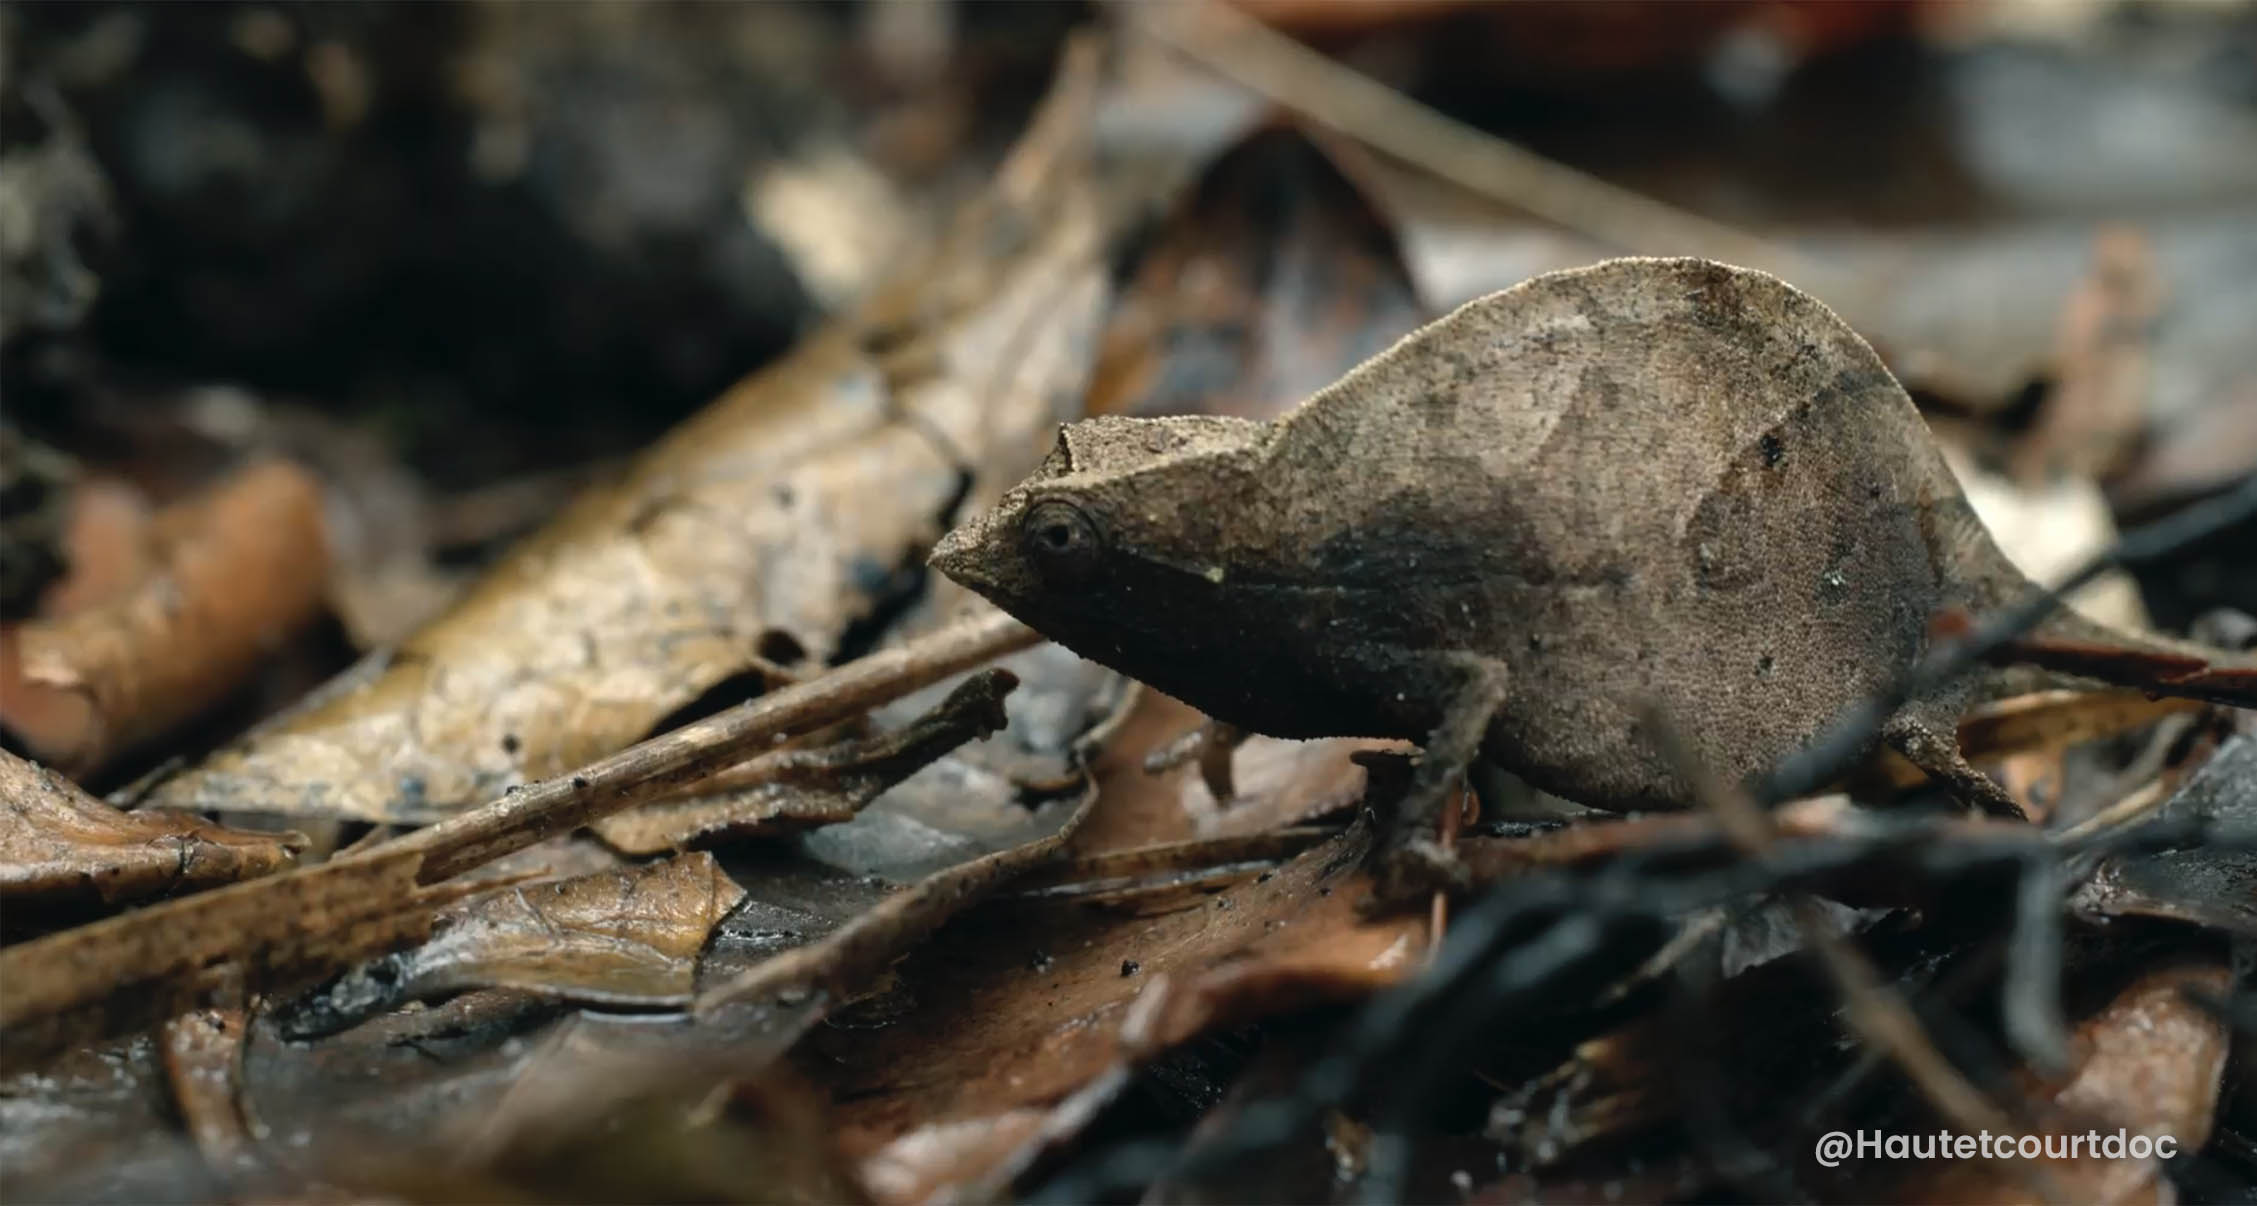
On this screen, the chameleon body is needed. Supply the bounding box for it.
[931,257,2238,840]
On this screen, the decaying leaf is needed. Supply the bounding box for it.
[2072,732,2257,934]
[282,852,746,1037]
[1088,122,1426,421]
[0,460,330,776]
[792,684,1424,1204]
[826,820,1423,1206]
[1894,962,2233,1206]
[0,849,464,1069]
[592,667,1016,856]
[139,38,1112,825]
[0,749,300,906]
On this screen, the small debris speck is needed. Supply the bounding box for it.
[1030,950,1054,973]
[570,775,589,789]
[1120,959,1139,977]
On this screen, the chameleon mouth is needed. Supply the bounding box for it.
[927,523,992,593]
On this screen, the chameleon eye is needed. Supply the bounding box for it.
[1020,499,1102,576]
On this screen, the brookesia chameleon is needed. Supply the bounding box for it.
[930,257,2249,873]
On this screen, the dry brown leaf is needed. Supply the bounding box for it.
[37,476,157,617]
[593,667,1015,856]
[0,748,300,906]
[1899,962,2233,1206]
[287,853,745,1036]
[789,686,1424,1204]
[0,849,463,1069]
[1071,691,1393,854]
[1087,123,1426,423]
[141,39,1111,825]
[2018,227,2159,485]
[0,460,329,776]
[823,822,1424,1206]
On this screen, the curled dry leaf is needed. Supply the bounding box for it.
[282,852,746,1038]
[593,667,1017,856]
[140,38,1111,825]
[227,645,1106,1201]
[1894,962,2233,1206]
[0,748,300,906]
[2071,731,2257,934]
[0,460,329,777]
[29,476,156,619]
[1087,123,1427,422]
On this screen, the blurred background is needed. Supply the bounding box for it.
[4,0,2256,785]
[5,0,2253,625]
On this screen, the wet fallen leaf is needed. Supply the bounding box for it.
[822,820,1423,1206]
[0,1033,218,1202]
[0,460,330,777]
[140,40,1111,825]
[282,852,746,1037]
[2072,731,2257,935]
[1896,962,2233,1206]
[1088,122,1426,422]
[226,988,833,1201]
[0,748,300,906]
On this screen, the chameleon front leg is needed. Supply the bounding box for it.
[1375,654,1511,899]
[1143,718,1250,802]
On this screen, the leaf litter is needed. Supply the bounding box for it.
[4,7,2256,1204]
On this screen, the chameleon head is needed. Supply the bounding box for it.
[929,412,1273,687]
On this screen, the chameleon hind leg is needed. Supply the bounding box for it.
[1375,654,1511,900]
[1883,703,2029,821]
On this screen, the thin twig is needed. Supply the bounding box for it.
[1131,0,1821,285]
[1655,718,2066,1202]
[380,610,1039,883]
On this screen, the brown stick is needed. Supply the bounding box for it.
[0,611,1040,1064]
[1652,716,2065,1200]
[0,460,329,775]
[378,609,1039,883]
[1133,1,1820,285]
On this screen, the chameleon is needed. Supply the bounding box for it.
[929,256,2250,878]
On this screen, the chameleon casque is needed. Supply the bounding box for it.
[930,257,2247,873]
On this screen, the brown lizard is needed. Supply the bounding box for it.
[931,257,2251,881]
